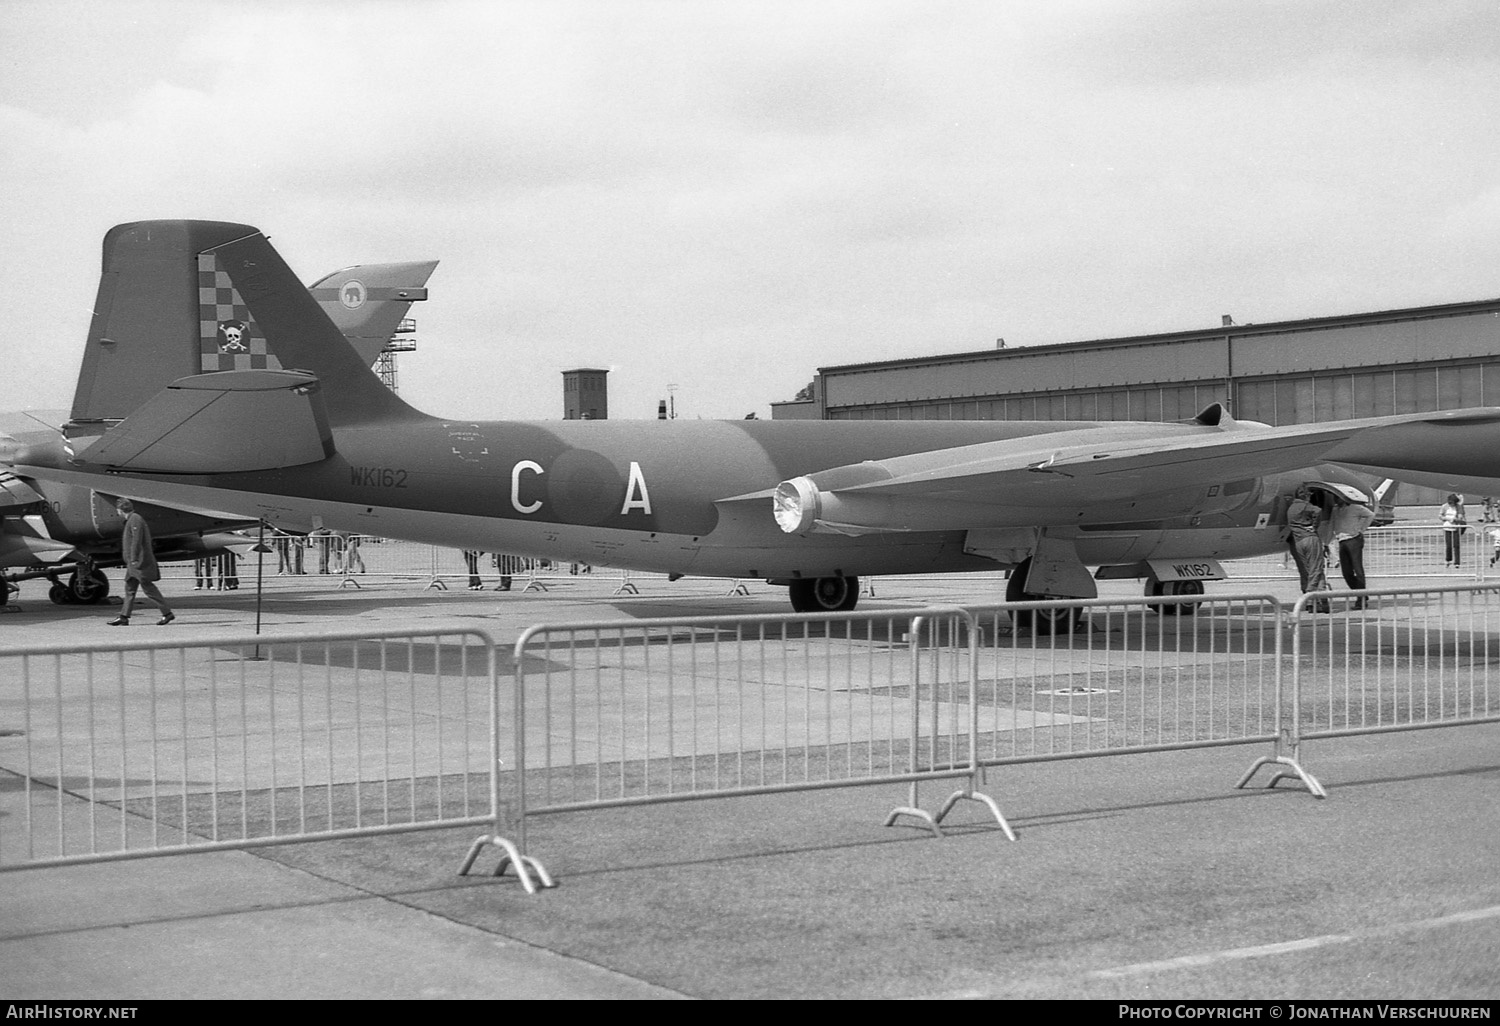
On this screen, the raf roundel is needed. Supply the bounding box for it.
[339,279,367,310]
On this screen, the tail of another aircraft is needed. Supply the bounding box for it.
[70,221,423,431]
[310,260,439,368]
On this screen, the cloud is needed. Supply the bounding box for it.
[4,0,1500,423]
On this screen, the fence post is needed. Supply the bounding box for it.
[457,632,553,892]
[425,545,448,590]
[523,563,550,593]
[1235,594,1326,797]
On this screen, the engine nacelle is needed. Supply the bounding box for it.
[773,476,823,535]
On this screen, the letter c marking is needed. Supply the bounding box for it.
[511,460,544,514]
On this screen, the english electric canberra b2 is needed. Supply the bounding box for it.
[13,221,1500,615]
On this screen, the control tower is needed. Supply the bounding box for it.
[563,368,609,420]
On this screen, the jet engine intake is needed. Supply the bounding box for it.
[774,476,822,535]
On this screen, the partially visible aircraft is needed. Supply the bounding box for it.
[0,256,437,608]
[12,220,1500,621]
[0,446,256,607]
[306,259,438,368]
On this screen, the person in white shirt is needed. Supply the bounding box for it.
[1332,501,1375,609]
[1439,494,1466,567]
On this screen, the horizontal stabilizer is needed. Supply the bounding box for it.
[76,369,334,473]
[0,530,77,565]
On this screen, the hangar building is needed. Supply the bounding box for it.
[771,296,1500,507]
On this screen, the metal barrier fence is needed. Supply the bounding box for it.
[0,628,502,873]
[1220,525,1495,582]
[461,609,1013,884]
[160,535,696,596]
[7,584,1499,893]
[473,585,1500,890]
[958,593,1287,763]
[147,527,1495,598]
[1282,584,1500,776]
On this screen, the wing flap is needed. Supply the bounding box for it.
[75,369,334,473]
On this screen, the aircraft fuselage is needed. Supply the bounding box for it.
[43,414,1341,582]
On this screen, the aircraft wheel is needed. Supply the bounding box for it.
[1005,558,1081,634]
[72,569,111,605]
[1145,578,1203,615]
[789,576,860,613]
[49,582,75,605]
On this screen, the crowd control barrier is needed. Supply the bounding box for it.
[139,526,1499,604]
[1251,583,1500,794]
[0,628,504,876]
[957,592,1288,761]
[461,608,1013,887]
[7,584,1498,894]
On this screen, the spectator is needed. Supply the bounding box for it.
[342,533,365,574]
[310,527,334,574]
[1332,499,1375,609]
[106,497,175,626]
[1439,493,1466,567]
[495,553,524,591]
[1286,485,1331,613]
[463,549,483,590]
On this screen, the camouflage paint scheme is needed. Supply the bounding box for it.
[0,252,436,603]
[15,221,1500,612]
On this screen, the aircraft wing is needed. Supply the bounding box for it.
[0,470,47,514]
[758,406,1500,535]
[73,368,335,474]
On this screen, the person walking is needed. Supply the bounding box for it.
[106,497,174,626]
[1439,493,1466,567]
[1286,485,1331,613]
[1332,499,1375,609]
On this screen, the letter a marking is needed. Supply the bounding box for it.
[621,461,653,515]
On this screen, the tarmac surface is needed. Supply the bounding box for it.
[2,567,1498,1000]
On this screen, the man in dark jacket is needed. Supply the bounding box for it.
[1286,485,1331,613]
[106,497,175,626]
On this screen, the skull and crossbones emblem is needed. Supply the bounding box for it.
[217,320,249,353]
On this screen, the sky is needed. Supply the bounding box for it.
[3,0,1500,423]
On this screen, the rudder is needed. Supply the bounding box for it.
[69,220,422,432]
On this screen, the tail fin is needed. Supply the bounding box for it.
[309,260,438,368]
[70,220,423,430]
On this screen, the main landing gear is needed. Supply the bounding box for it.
[1145,577,1203,615]
[1005,557,1082,634]
[788,575,860,613]
[48,568,111,606]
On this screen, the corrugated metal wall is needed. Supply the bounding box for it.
[817,302,1500,508]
